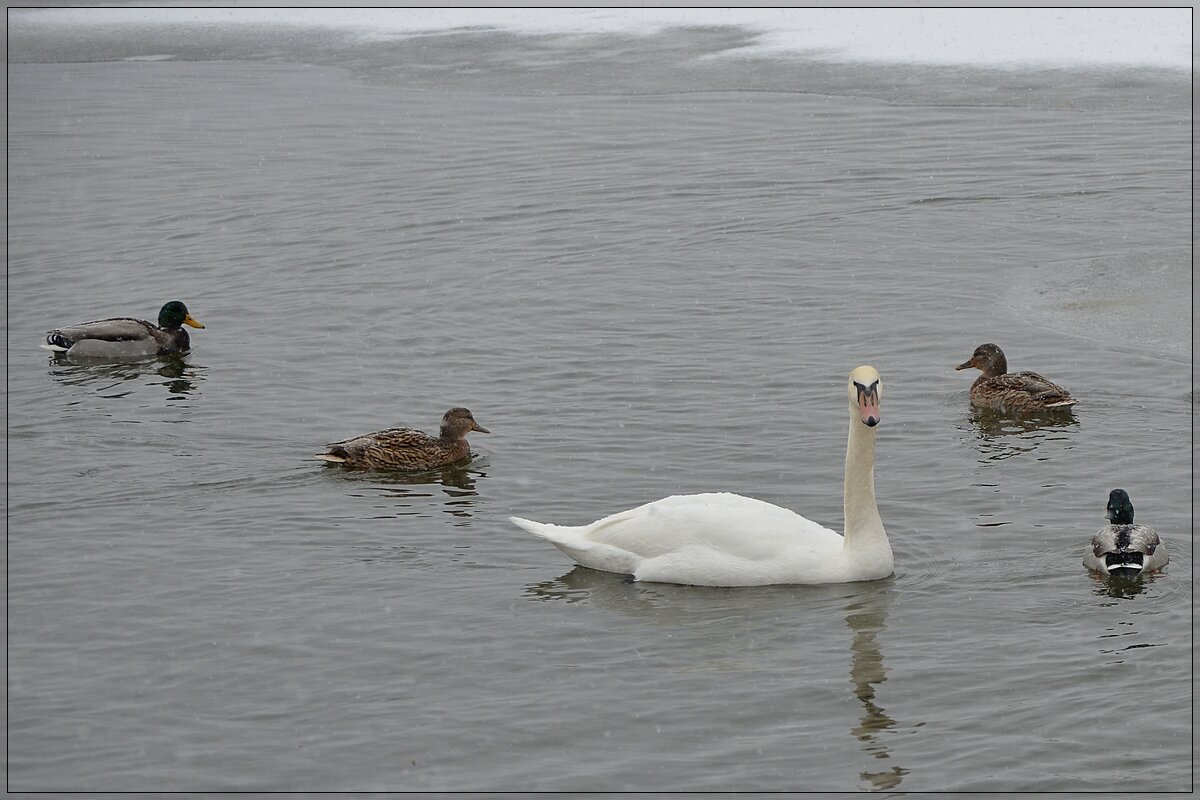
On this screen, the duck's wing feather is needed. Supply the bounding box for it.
[324,427,429,450]
[1013,370,1072,397]
[1122,524,1166,570]
[1090,523,1162,555]
[974,371,1080,407]
[1140,526,1169,570]
[1122,524,1161,554]
[44,317,172,357]
[1086,524,1167,572]
[1089,526,1116,558]
[319,426,463,470]
[979,371,1075,405]
[48,317,160,345]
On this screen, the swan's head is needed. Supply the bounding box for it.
[1106,488,1135,525]
[848,366,882,428]
[956,343,1007,377]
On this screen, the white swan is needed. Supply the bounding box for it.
[510,366,893,586]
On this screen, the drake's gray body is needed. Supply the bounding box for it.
[43,301,204,358]
[1084,489,1166,577]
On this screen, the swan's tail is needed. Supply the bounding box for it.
[511,514,640,577]
[509,515,566,541]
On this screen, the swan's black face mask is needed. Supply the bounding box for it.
[854,380,880,427]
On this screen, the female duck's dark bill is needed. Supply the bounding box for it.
[855,379,880,426]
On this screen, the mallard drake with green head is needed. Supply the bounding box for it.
[43,300,205,358]
[1084,489,1167,578]
[955,343,1076,413]
[316,407,490,471]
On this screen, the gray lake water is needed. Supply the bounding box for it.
[6,22,1194,792]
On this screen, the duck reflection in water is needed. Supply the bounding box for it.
[968,406,1079,437]
[963,407,1078,464]
[48,352,204,397]
[335,461,487,521]
[1090,561,1168,600]
[1092,573,1153,600]
[153,355,200,395]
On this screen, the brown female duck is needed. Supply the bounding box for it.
[955,343,1076,413]
[315,407,489,471]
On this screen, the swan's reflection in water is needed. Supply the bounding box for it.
[845,587,908,791]
[48,352,204,397]
[526,565,690,612]
[523,566,603,604]
[524,569,910,790]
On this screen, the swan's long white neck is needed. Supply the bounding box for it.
[842,412,887,552]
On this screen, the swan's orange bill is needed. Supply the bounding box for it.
[860,396,880,426]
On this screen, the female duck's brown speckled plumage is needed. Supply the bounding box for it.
[955,343,1076,413]
[316,407,489,471]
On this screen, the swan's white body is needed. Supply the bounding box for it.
[511,366,893,586]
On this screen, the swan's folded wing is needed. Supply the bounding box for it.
[580,492,842,562]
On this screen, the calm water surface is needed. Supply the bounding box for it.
[6,26,1193,792]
